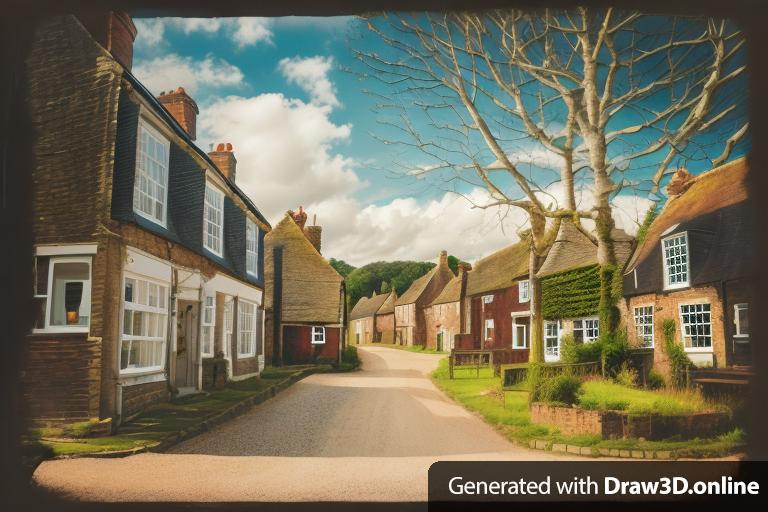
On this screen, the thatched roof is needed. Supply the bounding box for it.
[431,274,463,305]
[465,242,529,297]
[264,213,344,324]
[624,157,749,274]
[395,256,454,306]
[349,291,393,320]
[537,221,634,278]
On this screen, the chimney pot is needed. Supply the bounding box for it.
[666,168,696,197]
[439,250,448,265]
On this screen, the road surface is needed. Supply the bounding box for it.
[33,346,587,502]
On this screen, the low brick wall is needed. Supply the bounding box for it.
[530,403,731,441]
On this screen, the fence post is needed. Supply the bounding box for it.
[449,353,454,380]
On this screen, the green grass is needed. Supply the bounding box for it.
[431,358,745,457]
[31,365,326,457]
[578,379,729,415]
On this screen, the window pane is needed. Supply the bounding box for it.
[49,261,90,327]
[133,122,169,225]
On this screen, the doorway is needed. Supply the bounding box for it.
[175,300,200,390]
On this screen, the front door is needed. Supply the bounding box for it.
[175,300,200,389]
[437,332,443,352]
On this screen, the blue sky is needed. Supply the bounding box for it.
[131,15,748,267]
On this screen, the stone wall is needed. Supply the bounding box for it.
[531,402,731,440]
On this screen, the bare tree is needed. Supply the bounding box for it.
[355,8,747,351]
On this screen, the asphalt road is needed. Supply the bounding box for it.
[33,346,590,502]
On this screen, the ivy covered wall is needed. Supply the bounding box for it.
[541,265,601,319]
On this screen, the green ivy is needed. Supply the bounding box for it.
[541,265,601,319]
[662,319,693,388]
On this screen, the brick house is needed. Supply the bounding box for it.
[424,263,470,351]
[393,251,454,346]
[537,221,634,362]
[23,14,270,426]
[264,208,345,365]
[622,158,753,379]
[375,291,397,344]
[349,290,396,345]
[463,242,530,352]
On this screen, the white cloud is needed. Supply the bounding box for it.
[133,54,244,96]
[133,17,273,49]
[278,56,339,107]
[198,93,359,218]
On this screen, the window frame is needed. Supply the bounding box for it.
[512,322,527,349]
[133,118,170,227]
[661,232,690,290]
[484,318,495,341]
[203,182,225,257]
[237,299,257,358]
[518,280,530,303]
[119,272,169,375]
[35,256,93,333]
[544,320,562,361]
[573,316,600,344]
[633,305,654,348]
[200,295,216,357]
[678,302,713,352]
[222,296,234,358]
[246,217,259,277]
[312,326,326,345]
[482,294,494,304]
[733,303,749,339]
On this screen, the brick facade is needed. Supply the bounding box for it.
[425,301,461,351]
[375,313,395,343]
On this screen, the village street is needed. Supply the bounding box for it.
[33,346,574,502]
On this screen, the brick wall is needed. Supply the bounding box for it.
[626,284,725,378]
[22,334,102,423]
[121,380,169,420]
[425,301,461,350]
[375,313,395,343]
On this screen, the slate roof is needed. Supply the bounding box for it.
[465,242,530,297]
[537,221,634,278]
[349,291,393,320]
[264,213,344,324]
[624,157,749,274]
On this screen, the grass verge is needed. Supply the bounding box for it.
[432,358,745,458]
[28,364,328,458]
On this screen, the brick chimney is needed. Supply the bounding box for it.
[304,214,322,254]
[439,250,448,267]
[79,12,137,70]
[666,168,696,197]
[289,206,307,230]
[208,143,237,182]
[157,87,199,140]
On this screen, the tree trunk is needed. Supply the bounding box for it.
[593,165,620,335]
[528,245,545,363]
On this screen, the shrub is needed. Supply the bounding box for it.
[341,346,360,367]
[614,362,638,388]
[662,319,693,388]
[526,362,545,404]
[647,369,665,390]
[539,374,583,406]
[559,334,579,364]
[598,328,630,378]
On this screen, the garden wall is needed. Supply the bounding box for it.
[530,403,731,440]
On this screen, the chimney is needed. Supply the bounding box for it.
[79,12,137,70]
[304,225,322,254]
[458,262,472,277]
[666,168,696,197]
[157,87,199,140]
[289,206,307,230]
[208,143,237,182]
[439,250,448,267]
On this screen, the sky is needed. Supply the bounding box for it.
[130,15,747,268]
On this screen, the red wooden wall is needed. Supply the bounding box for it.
[282,325,340,365]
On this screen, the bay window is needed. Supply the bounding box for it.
[133,119,169,226]
[203,182,225,256]
[120,274,168,372]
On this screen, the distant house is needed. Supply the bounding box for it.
[23,14,270,426]
[424,263,470,351]
[464,242,530,351]
[375,291,397,344]
[349,290,396,344]
[537,221,634,362]
[264,208,345,365]
[394,251,454,346]
[622,158,752,379]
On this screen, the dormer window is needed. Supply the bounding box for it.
[203,182,224,256]
[662,232,689,289]
[246,218,258,277]
[133,119,169,226]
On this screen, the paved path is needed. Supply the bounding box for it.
[33,346,584,502]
